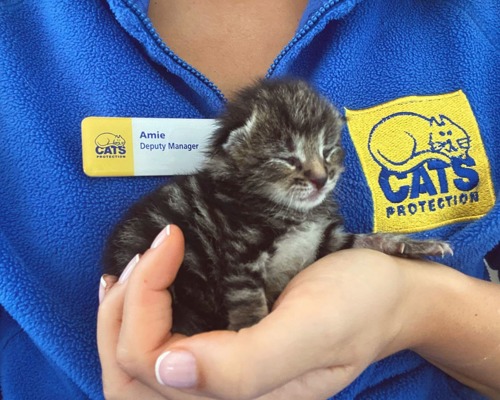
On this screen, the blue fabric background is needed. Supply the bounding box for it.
[0,0,498,398]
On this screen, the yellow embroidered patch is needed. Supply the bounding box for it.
[345,90,495,233]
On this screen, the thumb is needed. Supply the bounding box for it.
[120,224,186,359]
[154,299,337,399]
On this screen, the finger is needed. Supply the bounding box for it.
[118,225,186,373]
[99,274,118,304]
[98,279,176,400]
[97,275,132,388]
[97,244,210,400]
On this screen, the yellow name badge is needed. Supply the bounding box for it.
[82,117,217,177]
[345,90,496,233]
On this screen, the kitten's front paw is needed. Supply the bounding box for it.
[399,239,453,258]
[354,233,453,259]
[227,306,269,331]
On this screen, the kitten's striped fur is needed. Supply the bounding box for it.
[103,80,451,335]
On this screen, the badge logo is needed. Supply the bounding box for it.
[345,90,495,233]
[82,117,134,177]
[94,132,127,158]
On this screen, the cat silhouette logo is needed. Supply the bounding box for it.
[94,132,127,158]
[346,91,495,233]
[369,113,470,173]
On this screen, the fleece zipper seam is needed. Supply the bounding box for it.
[120,0,227,102]
[267,0,342,78]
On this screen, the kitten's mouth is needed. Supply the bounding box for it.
[296,187,328,205]
[273,180,335,211]
[305,190,323,201]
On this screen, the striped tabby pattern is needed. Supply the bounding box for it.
[103,80,451,335]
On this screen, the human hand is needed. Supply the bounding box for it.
[97,224,424,400]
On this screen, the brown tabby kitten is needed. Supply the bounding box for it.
[103,79,451,335]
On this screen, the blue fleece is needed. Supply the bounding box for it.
[0,0,498,399]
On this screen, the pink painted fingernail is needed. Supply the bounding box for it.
[99,276,107,304]
[155,351,198,388]
[118,254,140,283]
[99,275,118,303]
[151,225,171,249]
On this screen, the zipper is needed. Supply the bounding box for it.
[121,0,227,103]
[267,0,341,78]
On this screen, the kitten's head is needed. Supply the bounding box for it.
[206,79,344,211]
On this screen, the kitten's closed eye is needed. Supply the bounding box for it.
[323,146,342,163]
[282,156,302,169]
[323,147,336,159]
[271,156,302,169]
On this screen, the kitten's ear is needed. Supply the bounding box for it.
[223,109,257,152]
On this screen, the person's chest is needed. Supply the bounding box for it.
[147,0,308,99]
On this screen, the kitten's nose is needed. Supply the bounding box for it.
[304,159,328,190]
[309,174,327,190]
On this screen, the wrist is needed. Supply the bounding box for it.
[396,260,460,352]
[392,258,500,395]
[376,258,464,360]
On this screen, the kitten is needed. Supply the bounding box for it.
[103,79,451,335]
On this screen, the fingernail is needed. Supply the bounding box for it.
[155,350,198,388]
[151,225,171,249]
[118,254,140,283]
[99,276,107,304]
